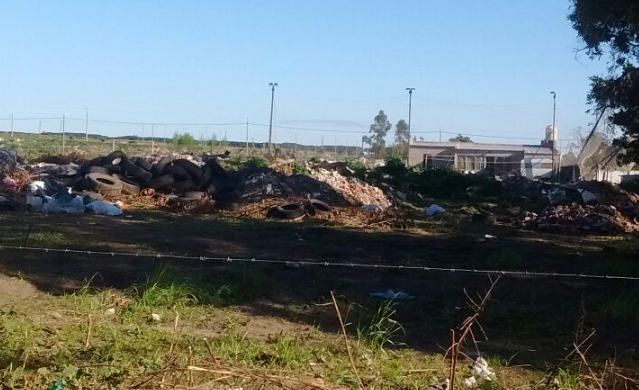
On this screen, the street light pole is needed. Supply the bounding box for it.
[62,114,66,154]
[85,108,89,141]
[405,87,416,165]
[550,91,556,180]
[268,82,278,151]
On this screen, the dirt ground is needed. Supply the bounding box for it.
[1,207,638,370]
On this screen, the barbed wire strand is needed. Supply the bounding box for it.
[0,245,637,281]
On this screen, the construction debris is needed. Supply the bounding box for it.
[310,167,391,208]
[519,181,639,234]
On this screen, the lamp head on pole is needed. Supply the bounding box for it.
[406,87,416,94]
[550,91,556,99]
[269,82,278,90]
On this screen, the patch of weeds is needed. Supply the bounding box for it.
[121,263,215,322]
[214,330,263,365]
[357,299,405,350]
[293,162,311,176]
[244,156,268,170]
[28,231,67,245]
[555,367,580,389]
[603,295,639,322]
[267,335,311,369]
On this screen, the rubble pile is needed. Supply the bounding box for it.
[501,174,544,200]
[520,204,639,234]
[239,170,347,205]
[310,168,391,208]
[519,181,639,235]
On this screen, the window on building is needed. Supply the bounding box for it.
[456,155,485,171]
[423,154,433,168]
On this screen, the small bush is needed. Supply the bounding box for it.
[244,156,268,170]
[293,162,310,176]
[172,132,196,146]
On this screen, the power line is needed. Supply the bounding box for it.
[0,245,637,281]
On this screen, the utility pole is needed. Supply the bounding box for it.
[163,124,167,144]
[334,135,337,159]
[151,124,155,153]
[10,114,13,137]
[62,114,66,154]
[405,87,415,165]
[38,119,41,134]
[550,91,557,180]
[439,129,442,142]
[85,108,89,141]
[245,118,249,152]
[294,133,297,153]
[268,82,278,150]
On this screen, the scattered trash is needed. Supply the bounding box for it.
[45,379,67,390]
[426,204,446,216]
[370,289,415,299]
[105,308,116,316]
[463,376,477,388]
[151,313,161,322]
[471,357,496,382]
[484,234,497,239]
[85,200,122,216]
[361,204,385,212]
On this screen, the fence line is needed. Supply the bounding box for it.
[0,115,582,141]
[0,245,637,281]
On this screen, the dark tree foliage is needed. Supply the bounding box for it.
[449,133,473,143]
[569,0,639,163]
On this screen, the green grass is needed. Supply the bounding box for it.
[357,299,405,350]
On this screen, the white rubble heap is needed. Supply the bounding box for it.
[310,168,391,208]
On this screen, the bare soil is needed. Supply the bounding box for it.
[0,209,638,367]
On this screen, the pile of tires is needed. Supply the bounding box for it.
[74,152,240,208]
[269,199,333,220]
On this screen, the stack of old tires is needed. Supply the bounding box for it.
[76,151,239,209]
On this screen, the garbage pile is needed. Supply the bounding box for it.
[519,181,639,234]
[310,167,391,208]
[238,170,348,205]
[1,144,395,223]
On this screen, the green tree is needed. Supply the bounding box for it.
[172,132,196,145]
[449,133,473,143]
[569,0,639,163]
[394,119,410,158]
[365,110,392,157]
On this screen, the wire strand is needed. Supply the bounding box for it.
[0,245,637,281]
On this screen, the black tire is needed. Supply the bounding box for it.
[183,191,208,200]
[104,151,127,165]
[85,172,123,197]
[162,165,191,181]
[199,166,214,188]
[472,213,497,225]
[206,180,218,195]
[214,186,239,202]
[205,158,227,178]
[274,203,305,219]
[87,165,111,175]
[170,179,196,194]
[308,199,332,214]
[173,159,203,180]
[152,157,173,178]
[144,174,175,190]
[135,158,153,171]
[121,158,153,181]
[113,174,141,195]
[80,156,105,176]
[102,164,123,175]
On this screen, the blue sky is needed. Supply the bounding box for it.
[0,1,608,148]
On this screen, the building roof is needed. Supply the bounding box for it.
[410,140,552,155]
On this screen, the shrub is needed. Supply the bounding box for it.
[172,132,196,146]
